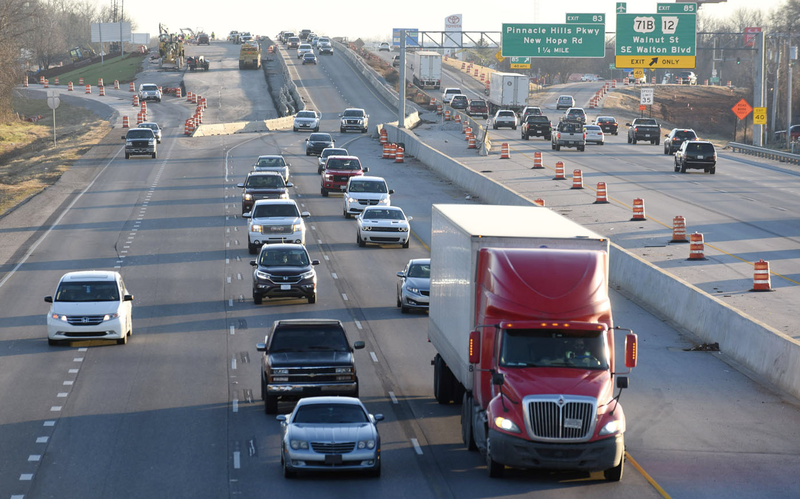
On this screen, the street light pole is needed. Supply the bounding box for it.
[398,30,406,129]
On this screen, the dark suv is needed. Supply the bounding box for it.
[256,319,365,413]
[467,99,489,118]
[251,243,318,304]
[238,172,292,215]
[674,140,716,174]
[304,133,335,156]
[664,128,698,155]
[122,128,157,159]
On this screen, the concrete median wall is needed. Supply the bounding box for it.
[193,116,294,136]
[380,121,800,401]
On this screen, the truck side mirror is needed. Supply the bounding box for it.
[236,183,244,188]
[625,333,638,368]
[468,331,481,363]
[491,371,505,386]
[353,341,365,350]
[44,296,53,303]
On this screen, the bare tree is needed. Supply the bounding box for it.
[0,0,39,121]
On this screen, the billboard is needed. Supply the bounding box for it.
[90,22,132,43]
[392,28,419,47]
[444,13,462,57]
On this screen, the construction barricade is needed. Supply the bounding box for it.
[670,216,688,242]
[553,162,566,180]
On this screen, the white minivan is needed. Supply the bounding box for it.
[442,87,463,104]
[343,176,394,218]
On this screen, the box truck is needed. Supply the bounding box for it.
[412,51,442,90]
[428,204,638,480]
[488,72,529,113]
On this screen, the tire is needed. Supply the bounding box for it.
[664,146,669,155]
[627,136,632,144]
[314,126,319,132]
[461,392,478,451]
[254,293,262,305]
[555,144,561,151]
[486,437,504,478]
[604,455,624,481]
[125,153,130,159]
[307,293,316,304]
[152,152,157,159]
[248,242,257,254]
[340,127,346,133]
[48,338,59,346]
[545,135,551,141]
[357,232,366,247]
[674,163,680,172]
[318,165,323,174]
[680,162,687,173]
[402,238,409,248]
[261,374,266,400]
[265,394,278,414]
[493,125,497,130]
[305,151,311,156]
[401,304,409,314]
[433,354,456,404]
[283,457,296,478]
[632,138,637,144]
[512,126,517,130]
[656,139,660,146]
[578,146,585,152]
[710,167,716,175]
[116,333,127,345]
[361,127,367,133]
[321,188,328,197]
[396,293,402,308]
[368,464,381,477]
[293,127,297,132]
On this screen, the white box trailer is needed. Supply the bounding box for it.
[428,204,610,391]
[488,72,529,112]
[412,51,442,90]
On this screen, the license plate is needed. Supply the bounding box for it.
[697,155,703,159]
[280,284,291,290]
[564,418,583,429]
[340,185,346,190]
[324,454,343,465]
[644,134,650,137]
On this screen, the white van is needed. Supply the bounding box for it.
[442,87,463,104]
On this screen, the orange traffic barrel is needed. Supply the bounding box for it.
[465,127,472,140]
[44,79,49,88]
[534,198,545,206]
[532,151,543,169]
[122,116,129,128]
[571,170,584,189]
[553,162,566,180]
[395,146,405,163]
[176,88,182,98]
[380,128,388,144]
[594,182,609,203]
[436,104,442,115]
[79,77,84,85]
[444,109,451,121]
[670,216,688,242]
[751,260,773,292]
[500,143,510,159]
[133,95,139,106]
[54,77,59,85]
[467,135,476,149]
[129,81,135,92]
[382,143,391,159]
[631,198,646,221]
[85,84,91,94]
[389,143,397,159]
[68,82,73,91]
[23,77,28,87]
[688,232,706,260]
[114,80,120,89]
[454,113,461,123]
[99,86,105,96]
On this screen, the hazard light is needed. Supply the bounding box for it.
[468,331,480,364]
[625,333,638,368]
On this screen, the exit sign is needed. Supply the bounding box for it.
[566,13,605,24]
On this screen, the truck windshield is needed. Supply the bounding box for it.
[270,326,349,352]
[499,329,608,370]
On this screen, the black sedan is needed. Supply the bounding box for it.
[251,244,319,304]
[595,116,619,135]
[305,133,335,156]
[674,140,716,174]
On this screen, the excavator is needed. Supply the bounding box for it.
[158,23,184,69]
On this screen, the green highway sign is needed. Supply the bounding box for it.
[502,23,606,58]
[566,13,605,24]
[510,56,531,69]
[615,12,696,68]
[657,2,696,13]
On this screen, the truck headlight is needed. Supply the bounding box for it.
[290,440,309,450]
[357,440,375,449]
[243,194,253,201]
[292,223,302,232]
[126,141,133,146]
[599,420,620,436]
[494,417,521,434]
[299,270,315,280]
[251,224,262,232]
[149,140,155,146]
[52,314,68,321]
[256,270,271,280]
[335,367,353,373]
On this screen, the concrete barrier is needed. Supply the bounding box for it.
[193,116,294,137]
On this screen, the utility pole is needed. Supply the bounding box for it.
[770,38,781,143]
[754,31,765,146]
[788,40,794,150]
[398,30,406,129]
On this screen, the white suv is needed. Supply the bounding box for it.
[340,108,369,133]
[343,176,393,218]
[45,271,134,345]
[244,199,310,253]
[442,87,463,104]
[138,83,162,103]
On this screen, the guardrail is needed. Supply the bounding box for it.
[728,142,800,165]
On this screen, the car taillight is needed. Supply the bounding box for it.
[583,133,587,139]
[557,132,561,139]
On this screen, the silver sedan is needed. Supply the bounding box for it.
[396,258,430,313]
[277,396,383,478]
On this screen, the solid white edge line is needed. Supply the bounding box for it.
[370,352,378,363]
[332,272,338,279]
[411,438,423,455]
[36,437,48,443]
[388,391,398,404]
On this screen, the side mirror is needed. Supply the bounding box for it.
[44,296,53,303]
[236,183,244,188]
[250,260,258,266]
[407,216,413,221]
[616,376,629,389]
[124,294,134,301]
[256,342,267,352]
[468,331,481,364]
[625,123,632,127]
[625,333,638,368]
[301,211,310,218]
[396,271,405,278]
[305,138,309,141]
[363,167,369,172]
[353,341,365,350]
[121,135,127,140]
[242,212,251,218]
[491,371,505,386]
[374,414,384,422]
[311,259,320,265]
[276,415,287,422]
[286,182,293,188]
[388,189,394,194]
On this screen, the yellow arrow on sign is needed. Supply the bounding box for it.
[753,107,767,125]
[495,50,505,63]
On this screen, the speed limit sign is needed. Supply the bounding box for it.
[753,107,767,125]
[640,88,654,105]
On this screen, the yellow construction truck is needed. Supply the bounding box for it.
[239,41,261,69]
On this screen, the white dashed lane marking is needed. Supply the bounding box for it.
[388,391,398,404]
[411,438,423,455]
[370,352,378,363]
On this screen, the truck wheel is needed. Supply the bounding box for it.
[321,188,328,197]
[461,393,478,451]
[578,146,585,152]
[555,144,561,151]
[604,456,624,482]
[261,374,266,400]
[485,437,504,478]
[710,167,716,174]
[632,138,637,144]
[680,163,687,173]
[340,127,346,133]
[125,153,130,159]
[627,136,632,144]
[307,293,316,304]
[152,152,157,159]
[655,139,660,145]
[265,394,278,414]
[433,354,456,404]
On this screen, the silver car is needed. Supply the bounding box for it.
[317,147,348,173]
[396,258,430,313]
[253,155,290,183]
[138,122,162,143]
[297,43,313,58]
[293,110,320,132]
[277,396,383,478]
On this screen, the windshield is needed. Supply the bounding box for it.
[127,130,154,139]
[560,123,581,133]
[303,53,315,58]
[326,158,361,170]
[343,110,364,117]
[55,281,120,302]
[252,204,300,218]
[270,325,349,352]
[499,329,608,369]
[246,176,284,188]
[256,157,286,167]
[299,44,311,50]
[141,85,157,91]
[585,126,601,131]
[470,100,486,106]
[293,404,368,424]
[527,116,548,123]
[363,209,404,220]
[258,247,310,266]
[407,263,430,278]
[567,109,585,116]
[597,117,615,123]
[498,112,514,118]
[309,134,333,142]
[322,148,347,158]
[349,180,387,193]
[297,111,316,119]
[140,124,158,131]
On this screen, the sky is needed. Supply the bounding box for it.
[95,0,781,41]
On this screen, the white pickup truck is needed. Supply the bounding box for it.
[551,119,586,151]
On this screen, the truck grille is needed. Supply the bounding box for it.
[131,140,150,148]
[261,225,292,234]
[334,175,349,183]
[525,396,595,440]
[311,442,355,454]
[66,315,105,326]
[345,119,361,125]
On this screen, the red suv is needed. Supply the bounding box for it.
[467,98,489,118]
[320,156,369,196]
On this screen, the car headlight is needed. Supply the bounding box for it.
[243,194,253,201]
[599,420,620,436]
[407,287,420,294]
[377,198,390,205]
[494,416,521,434]
[126,141,133,146]
[347,197,357,203]
[290,440,309,450]
[251,224,262,232]
[291,223,302,232]
[102,313,120,321]
[399,226,409,232]
[325,174,333,180]
[256,270,271,280]
[362,226,372,231]
[299,270,315,280]
[52,314,68,322]
[335,367,353,373]
[357,440,376,449]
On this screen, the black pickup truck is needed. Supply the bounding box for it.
[627,118,661,145]
[521,115,552,140]
[256,319,365,413]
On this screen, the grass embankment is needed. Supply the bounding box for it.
[53,54,144,85]
[0,96,109,216]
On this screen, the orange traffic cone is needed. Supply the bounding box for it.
[534,198,545,207]
[670,216,688,242]
[594,182,609,203]
[630,198,646,221]
[750,260,773,291]
[688,232,706,260]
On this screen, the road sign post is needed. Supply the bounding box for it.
[615,6,696,69]
[47,90,60,146]
[502,23,606,58]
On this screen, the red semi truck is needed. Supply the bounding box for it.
[429,204,638,480]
